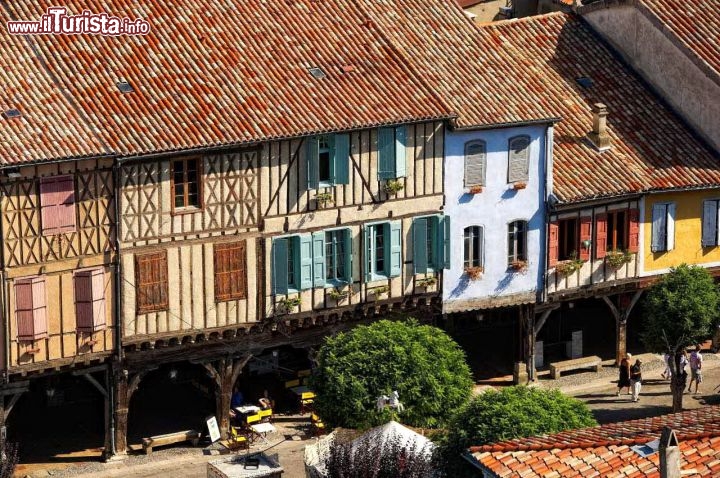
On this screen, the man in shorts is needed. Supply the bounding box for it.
[688,346,703,394]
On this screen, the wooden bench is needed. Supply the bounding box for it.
[549,355,602,379]
[142,430,201,455]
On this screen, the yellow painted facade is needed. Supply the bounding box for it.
[644,189,720,271]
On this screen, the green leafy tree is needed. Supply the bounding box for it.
[434,387,597,477]
[641,264,720,412]
[310,319,473,429]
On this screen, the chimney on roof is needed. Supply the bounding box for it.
[659,427,680,478]
[587,103,611,151]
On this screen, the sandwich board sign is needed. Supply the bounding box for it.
[206,415,221,443]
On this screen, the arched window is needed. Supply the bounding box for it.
[464,140,486,187]
[463,226,484,268]
[508,220,528,264]
[508,136,530,183]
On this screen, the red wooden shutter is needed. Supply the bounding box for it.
[628,208,640,253]
[31,277,48,339]
[579,216,592,261]
[40,175,76,235]
[595,213,608,259]
[548,221,559,267]
[75,269,106,332]
[15,279,35,341]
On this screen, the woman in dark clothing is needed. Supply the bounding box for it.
[616,353,631,396]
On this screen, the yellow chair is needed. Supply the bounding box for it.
[285,379,301,388]
[311,413,325,437]
[258,408,273,422]
[297,369,311,378]
[229,426,249,450]
[300,391,316,414]
[246,413,261,426]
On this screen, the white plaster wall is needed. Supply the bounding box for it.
[442,125,548,309]
[583,5,720,153]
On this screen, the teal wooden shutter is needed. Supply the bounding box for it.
[394,126,406,178]
[388,221,402,277]
[378,128,395,180]
[312,231,326,287]
[443,216,451,269]
[272,239,289,295]
[413,218,428,274]
[307,137,319,190]
[343,228,353,282]
[334,134,350,185]
[364,226,372,281]
[299,235,313,290]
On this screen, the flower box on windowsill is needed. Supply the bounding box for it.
[416,276,438,289]
[509,260,528,273]
[276,296,302,315]
[465,266,484,280]
[328,288,349,303]
[555,259,585,277]
[468,185,483,195]
[25,347,41,355]
[384,179,404,196]
[605,250,632,269]
[512,181,527,190]
[314,192,334,209]
[368,285,390,299]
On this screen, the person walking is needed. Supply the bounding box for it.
[661,352,672,380]
[617,353,631,397]
[688,346,703,394]
[630,358,643,402]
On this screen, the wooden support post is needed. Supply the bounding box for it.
[114,370,147,454]
[602,291,643,365]
[530,305,559,381]
[205,354,253,440]
[74,368,111,459]
[0,385,28,449]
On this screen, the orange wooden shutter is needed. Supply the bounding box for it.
[628,208,640,253]
[595,213,608,259]
[579,216,592,261]
[548,221,559,267]
[214,241,247,302]
[136,252,168,313]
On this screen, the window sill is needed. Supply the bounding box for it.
[464,185,484,195]
[324,280,350,289]
[366,275,389,286]
[172,206,203,216]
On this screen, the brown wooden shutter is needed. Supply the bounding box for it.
[214,241,247,302]
[595,213,608,259]
[548,221,559,267]
[628,208,640,253]
[136,251,169,314]
[579,216,592,261]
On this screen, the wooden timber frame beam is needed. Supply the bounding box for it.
[199,354,253,440]
[0,381,29,446]
[527,304,560,382]
[72,365,112,458]
[602,290,643,366]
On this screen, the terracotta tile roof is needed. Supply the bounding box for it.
[0,7,108,164]
[469,406,720,478]
[0,0,452,162]
[637,0,720,79]
[360,3,720,203]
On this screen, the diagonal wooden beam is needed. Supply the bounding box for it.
[622,290,643,322]
[4,392,24,421]
[83,373,108,399]
[534,304,559,335]
[602,295,621,321]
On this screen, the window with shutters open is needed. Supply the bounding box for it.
[508,136,530,183]
[135,251,169,313]
[651,203,675,252]
[172,157,201,211]
[464,141,486,188]
[365,222,401,280]
[39,175,76,235]
[702,200,720,248]
[214,241,247,302]
[508,220,528,264]
[558,218,578,261]
[607,210,627,251]
[413,216,445,274]
[15,276,48,342]
[378,126,407,180]
[74,268,106,333]
[463,226,483,268]
[307,134,350,189]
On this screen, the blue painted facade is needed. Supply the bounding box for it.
[442,125,553,313]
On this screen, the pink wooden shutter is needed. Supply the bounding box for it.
[15,279,35,341]
[579,216,592,261]
[74,271,94,332]
[595,213,608,259]
[628,209,640,253]
[91,269,106,331]
[31,277,48,339]
[40,178,60,234]
[548,221,559,267]
[40,176,75,235]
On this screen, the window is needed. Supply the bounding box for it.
[378,126,407,180]
[413,216,447,274]
[39,175,76,235]
[15,276,48,342]
[463,226,483,268]
[365,222,402,280]
[464,140,486,187]
[651,203,675,252]
[558,218,578,261]
[549,216,592,266]
[307,134,349,189]
[74,268,106,333]
[508,136,530,183]
[135,251,169,313]
[607,210,627,251]
[173,158,201,209]
[508,220,528,264]
[702,200,720,247]
[272,230,352,294]
[214,241,247,302]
